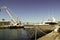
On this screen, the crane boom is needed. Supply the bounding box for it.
[0,6,17,25]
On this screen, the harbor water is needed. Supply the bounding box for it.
[0,29,30,40]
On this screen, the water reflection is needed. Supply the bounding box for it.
[0,29,30,40]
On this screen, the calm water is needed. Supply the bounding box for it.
[0,29,30,40]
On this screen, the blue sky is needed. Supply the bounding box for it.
[0,0,60,22]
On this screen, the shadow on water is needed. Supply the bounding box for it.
[17,29,30,40]
[0,29,30,40]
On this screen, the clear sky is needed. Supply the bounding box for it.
[0,0,60,23]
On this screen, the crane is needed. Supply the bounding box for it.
[0,6,18,26]
[0,6,33,29]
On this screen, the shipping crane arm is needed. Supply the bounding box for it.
[0,6,17,25]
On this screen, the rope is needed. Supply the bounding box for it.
[38,26,47,35]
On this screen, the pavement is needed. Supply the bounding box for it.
[37,31,60,40]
